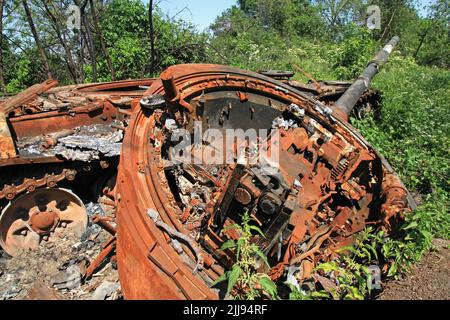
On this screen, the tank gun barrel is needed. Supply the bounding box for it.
[334,36,400,116]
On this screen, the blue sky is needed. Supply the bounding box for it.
[153,0,432,32]
[156,0,237,31]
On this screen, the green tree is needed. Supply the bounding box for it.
[314,0,367,38]
[237,0,326,39]
[414,0,449,67]
[96,0,208,80]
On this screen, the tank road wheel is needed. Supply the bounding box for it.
[0,188,88,256]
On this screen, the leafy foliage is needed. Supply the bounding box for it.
[213,211,279,300]
[95,0,208,81]
[330,26,377,79]
[1,0,209,91]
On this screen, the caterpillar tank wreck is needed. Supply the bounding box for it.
[0,37,415,299]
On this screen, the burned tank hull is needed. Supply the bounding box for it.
[0,79,154,256]
[115,62,414,299]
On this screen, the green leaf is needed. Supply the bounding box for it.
[252,245,270,266]
[227,265,242,295]
[212,271,229,286]
[220,240,236,251]
[344,286,365,300]
[236,237,245,260]
[310,291,331,299]
[259,275,278,299]
[403,221,418,230]
[420,230,432,241]
[369,244,379,261]
[249,225,265,238]
[387,263,398,277]
[315,262,339,273]
[362,247,372,261]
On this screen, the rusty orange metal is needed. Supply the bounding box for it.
[114,62,415,299]
[0,78,154,258]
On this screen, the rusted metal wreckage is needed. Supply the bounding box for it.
[0,37,415,299]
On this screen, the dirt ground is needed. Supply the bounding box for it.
[379,238,450,300]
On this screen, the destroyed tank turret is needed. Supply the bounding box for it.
[0,37,415,300]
